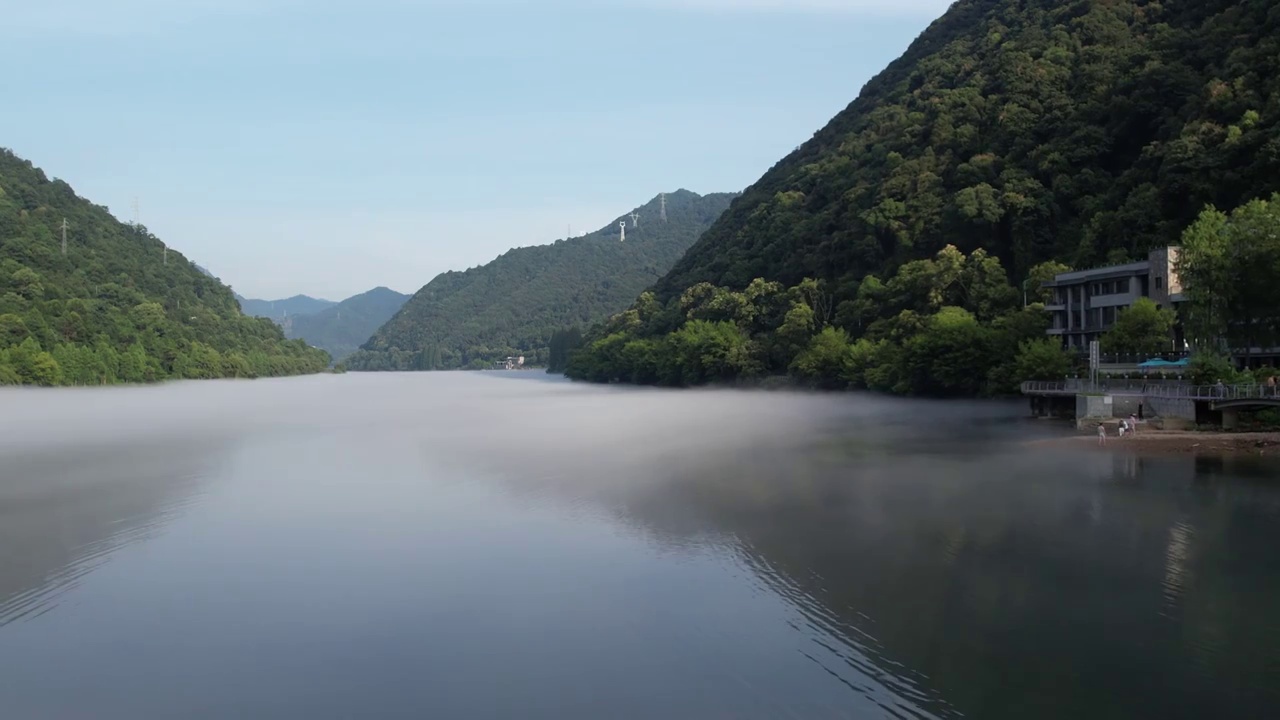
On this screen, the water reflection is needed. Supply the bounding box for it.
[0,375,1277,719]
[0,439,219,626]
[623,440,1280,718]
[457,392,1280,719]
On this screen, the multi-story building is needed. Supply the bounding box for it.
[1042,247,1185,351]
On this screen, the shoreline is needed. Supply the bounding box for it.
[1028,430,1280,457]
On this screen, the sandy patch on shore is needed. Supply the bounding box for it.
[1028,431,1280,456]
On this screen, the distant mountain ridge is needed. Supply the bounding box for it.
[236,293,337,321]
[283,286,409,363]
[346,189,737,371]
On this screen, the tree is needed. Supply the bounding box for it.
[791,327,852,389]
[0,360,18,385]
[8,337,61,386]
[1100,297,1176,357]
[547,327,584,374]
[900,307,996,397]
[0,313,29,348]
[1025,261,1072,305]
[1012,339,1074,382]
[118,342,149,383]
[666,320,757,385]
[957,249,1019,322]
[1186,353,1247,387]
[1177,194,1280,356]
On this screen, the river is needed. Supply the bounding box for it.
[1,372,1278,718]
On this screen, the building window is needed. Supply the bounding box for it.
[1155,276,1164,290]
[1103,306,1116,326]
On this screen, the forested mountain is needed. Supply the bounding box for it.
[283,286,409,363]
[236,294,336,321]
[566,0,1280,394]
[655,0,1280,299]
[346,190,735,371]
[0,149,330,385]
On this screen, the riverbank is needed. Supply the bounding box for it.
[1030,430,1280,456]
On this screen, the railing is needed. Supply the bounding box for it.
[1020,381,1280,401]
[1064,350,1192,364]
[1146,384,1280,401]
[1020,381,1072,395]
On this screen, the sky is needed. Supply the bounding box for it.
[3,0,953,300]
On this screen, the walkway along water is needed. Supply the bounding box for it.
[1020,382,1280,429]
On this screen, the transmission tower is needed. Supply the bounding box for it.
[660,193,667,222]
[619,221,626,243]
[61,218,69,256]
[630,212,639,227]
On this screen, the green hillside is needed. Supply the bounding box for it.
[656,0,1280,298]
[566,0,1280,394]
[347,190,735,371]
[0,149,330,385]
[284,286,409,363]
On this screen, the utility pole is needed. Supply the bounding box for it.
[660,193,667,223]
[61,218,68,256]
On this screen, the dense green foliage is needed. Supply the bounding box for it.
[1100,297,1177,356]
[546,327,585,374]
[655,0,1280,302]
[283,286,409,363]
[346,190,735,371]
[567,246,1075,395]
[0,149,330,385]
[236,293,336,321]
[567,0,1280,395]
[1176,193,1280,355]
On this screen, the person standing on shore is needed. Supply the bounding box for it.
[1130,413,1139,434]
[1098,423,1107,445]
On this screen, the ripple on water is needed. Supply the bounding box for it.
[735,546,961,720]
[1159,519,1194,620]
[0,455,209,628]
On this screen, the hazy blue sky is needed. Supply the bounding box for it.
[4,0,951,299]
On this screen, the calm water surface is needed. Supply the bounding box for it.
[1,373,1278,719]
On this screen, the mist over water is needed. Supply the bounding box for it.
[1,373,1278,718]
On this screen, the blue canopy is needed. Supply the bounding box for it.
[1138,357,1189,369]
